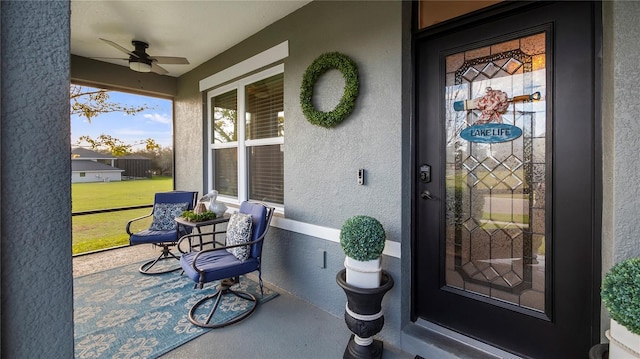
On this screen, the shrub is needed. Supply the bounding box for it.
[601,257,640,335]
[340,215,385,261]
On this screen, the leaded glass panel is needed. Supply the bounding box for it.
[444,33,547,312]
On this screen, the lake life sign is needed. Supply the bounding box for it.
[460,123,522,143]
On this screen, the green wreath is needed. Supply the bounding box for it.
[300,52,359,128]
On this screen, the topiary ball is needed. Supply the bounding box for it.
[601,257,640,335]
[340,215,385,261]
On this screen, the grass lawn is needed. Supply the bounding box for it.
[72,177,173,255]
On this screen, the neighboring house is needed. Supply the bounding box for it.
[71,160,124,183]
[4,2,640,359]
[71,147,117,166]
[71,147,123,183]
[72,146,153,180]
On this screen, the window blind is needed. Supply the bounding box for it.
[214,148,238,197]
[247,145,284,203]
[246,74,284,140]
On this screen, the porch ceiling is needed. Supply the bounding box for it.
[70,0,310,77]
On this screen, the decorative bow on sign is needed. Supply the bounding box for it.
[475,87,509,123]
[454,88,541,144]
[454,87,542,124]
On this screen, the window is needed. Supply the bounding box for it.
[79,172,86,177]
[208,65,284,208]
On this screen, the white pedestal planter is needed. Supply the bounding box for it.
[344,257,381,289]
[607,319,640,358]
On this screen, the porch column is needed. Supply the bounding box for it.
[0,1,74,357]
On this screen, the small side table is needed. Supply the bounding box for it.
[175,214,230,251]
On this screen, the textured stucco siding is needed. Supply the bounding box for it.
[607,1,640,265]
[1,1,74,358]
[176,1,402,235]
[174,0,404,346]
[281,1,403,239]
[599,0,640,338]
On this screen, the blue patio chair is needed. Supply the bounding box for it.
[126,190,198,275]
[178,201,274,328]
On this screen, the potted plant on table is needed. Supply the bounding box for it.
[600,257,640,358]
[336,215,394,359]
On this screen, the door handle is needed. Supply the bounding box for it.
[421,190,433,200]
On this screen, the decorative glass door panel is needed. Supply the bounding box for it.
[443,33,547,312]
[414,3,599,356]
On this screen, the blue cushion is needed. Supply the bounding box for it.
[130,229,179,245]
[239,202,268,258]
[180,250,260,284]
[154,191,196,206]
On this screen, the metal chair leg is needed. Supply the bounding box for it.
[188,280,258,328]
[138,244,181,275]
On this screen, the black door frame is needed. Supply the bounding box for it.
[409,1,603,356]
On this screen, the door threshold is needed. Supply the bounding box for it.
[401,319,522,359]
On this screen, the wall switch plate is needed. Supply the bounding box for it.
[357,169,365,185]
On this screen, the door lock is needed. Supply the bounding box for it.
[419,164,431,183]
[421,190,433,200]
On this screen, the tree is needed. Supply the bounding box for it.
[75,135,165,158]
[70,84,151,122]
[71,84,171,167]
[77,134,132,156]
[141,138,161,153]
[141,147,174,176]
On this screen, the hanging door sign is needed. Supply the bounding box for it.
[460,123,522,143]
[455,88,540,143]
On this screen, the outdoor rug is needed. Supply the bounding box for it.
[74,261,278,359]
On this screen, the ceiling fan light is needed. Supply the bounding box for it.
[129,60,151,73]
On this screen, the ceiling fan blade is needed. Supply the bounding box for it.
[151,62,169,75]
[91,57,129,61]
[99,38,138,58]
[150,56,190,65]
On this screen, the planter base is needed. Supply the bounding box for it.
[337,269,394,359]
[344,334,383,359]
[588,343,609,359]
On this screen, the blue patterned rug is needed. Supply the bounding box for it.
[73,261,278,359]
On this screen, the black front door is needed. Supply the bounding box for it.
[413,2,601,358]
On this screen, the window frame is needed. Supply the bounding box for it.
[206,64,285,211]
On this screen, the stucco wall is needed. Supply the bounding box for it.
[174,0,404,345]
[607,1,640,265]
[176,0,402,235]
[600,0,640,338]
[0,1,74,358]
[281,1,403,237]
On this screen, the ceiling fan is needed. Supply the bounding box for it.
[98,38,189,75]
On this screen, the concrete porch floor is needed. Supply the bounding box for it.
[73,245,414,359]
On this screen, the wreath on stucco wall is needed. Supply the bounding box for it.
[300,52,359,128]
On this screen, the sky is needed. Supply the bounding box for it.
[71,86,173,150]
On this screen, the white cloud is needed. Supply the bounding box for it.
[143,113,171,125]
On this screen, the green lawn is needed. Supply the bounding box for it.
[72,177,173,254]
